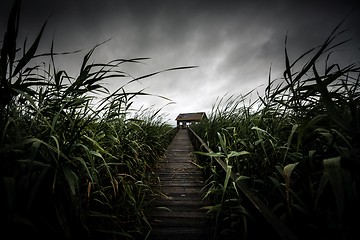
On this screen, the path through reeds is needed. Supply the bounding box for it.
[147,128,212,240]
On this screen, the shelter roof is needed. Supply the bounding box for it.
[175,112,207,121]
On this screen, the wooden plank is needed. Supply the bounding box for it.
[155,172,203,178]
[148,211,209,218]
[150,200,210,207]
[156,181,204,187]
[157,186,204,193]
[151,195,208,202]
[149,227,210,240]
[152,192,204,200]
[149,205,209,212]
[150,219,210,229]
[156,165,198,170]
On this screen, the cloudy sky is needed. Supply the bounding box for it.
[1,0,360,125]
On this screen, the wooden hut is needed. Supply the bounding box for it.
[175,112,207,128]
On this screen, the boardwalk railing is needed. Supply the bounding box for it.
[187,126,299,240]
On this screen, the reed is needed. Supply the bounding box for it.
[0,1,186,239]
[192,20,360,240]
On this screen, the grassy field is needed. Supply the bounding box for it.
[0,1,180,239]
[191,20,360,240]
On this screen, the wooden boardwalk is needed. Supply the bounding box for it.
[147,128,212,240]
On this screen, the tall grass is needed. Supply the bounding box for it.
[0,1,185,239]
[192,20,360,240]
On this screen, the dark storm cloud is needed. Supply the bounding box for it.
[1,0,360,124]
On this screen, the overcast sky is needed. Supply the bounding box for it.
[1,0,360,125]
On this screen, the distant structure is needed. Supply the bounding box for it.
[175,112,207,128]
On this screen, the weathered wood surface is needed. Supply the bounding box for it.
[147,128,212,240]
